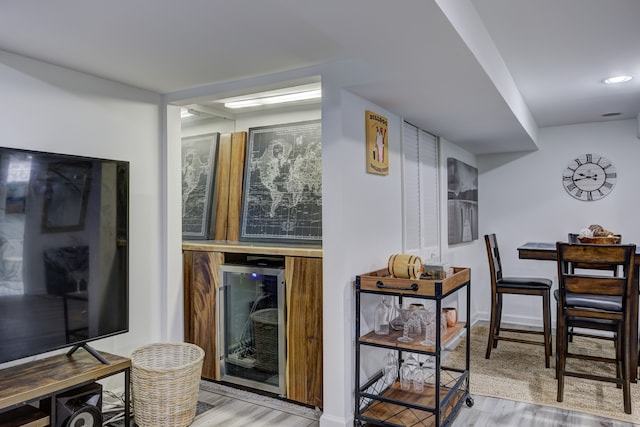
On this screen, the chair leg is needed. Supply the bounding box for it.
[486,294,498,359]
[542,290,551,368]
[616,331,622,389]
[493,294,503,349]
[622,324,632,414]
[556,314,565,402]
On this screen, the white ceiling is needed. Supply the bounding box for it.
[0,0,638,154]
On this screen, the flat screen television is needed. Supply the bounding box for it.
[0,146,129,365]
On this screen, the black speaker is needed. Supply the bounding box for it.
[55,382,103,427]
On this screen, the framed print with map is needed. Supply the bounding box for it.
[240,120,322,245]
[182,133,219,240]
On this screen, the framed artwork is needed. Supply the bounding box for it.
[42,161,92,232]
[182,133,219,240]
[447,158,478,244]
[240,120,322,244]
[365,110,389,175]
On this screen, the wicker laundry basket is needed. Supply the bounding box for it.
[130,342,204,427]
[250,308,279,373]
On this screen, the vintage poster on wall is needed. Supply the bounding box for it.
[365,110,389,175]
[240,120,322,245]
[447,158,478,244]
[181,133,219,240]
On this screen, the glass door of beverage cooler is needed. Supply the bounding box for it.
[218,263,285,395]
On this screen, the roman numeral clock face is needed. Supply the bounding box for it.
[562,153,616,201]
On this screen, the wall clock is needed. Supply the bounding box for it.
[562,153,616,201]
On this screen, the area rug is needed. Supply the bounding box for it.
[445,325,640,423]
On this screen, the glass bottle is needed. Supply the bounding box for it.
[383,351,397,386]
[374,296,390,335]
[390,301,406,331]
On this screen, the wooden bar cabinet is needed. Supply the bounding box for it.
[182,241,323,408]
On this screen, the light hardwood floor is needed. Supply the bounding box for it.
[192,381,320,427]
[454,395,639,427]
[193,381,639,426]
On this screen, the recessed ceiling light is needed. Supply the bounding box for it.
[602,75,633,84]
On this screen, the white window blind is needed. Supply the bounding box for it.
[402,122,421,254]
[401,122,440,260]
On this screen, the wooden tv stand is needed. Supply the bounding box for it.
[0,350,130,426]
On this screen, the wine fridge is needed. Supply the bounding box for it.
[217,262,286,395]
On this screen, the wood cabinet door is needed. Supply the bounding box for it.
[286,256,323,408]
[183,250,223,380]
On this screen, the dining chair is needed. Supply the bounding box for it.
[555,242,636,414]
[567,233,621,276]
[484,234,552,368]
[564,234,621,343]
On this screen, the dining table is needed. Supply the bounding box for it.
[518,241,640,381]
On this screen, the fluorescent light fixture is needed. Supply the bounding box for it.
[224,89,321,109]
[181,108,195,118]
[603,75,633,84]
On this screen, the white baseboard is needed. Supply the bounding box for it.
[320,412,352,427]
[474,310,552,330]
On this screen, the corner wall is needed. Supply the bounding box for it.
[320,88,404,426]
[477,119,640,327]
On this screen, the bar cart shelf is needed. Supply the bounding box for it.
[354,267,473,427]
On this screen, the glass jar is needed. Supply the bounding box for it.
[374,296,390,335]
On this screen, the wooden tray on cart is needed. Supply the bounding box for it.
[357,267,470,297]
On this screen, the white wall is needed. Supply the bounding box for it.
[439,139,484,324]
[320,88,404,427]
[477,118,640,327]
[0,50,163,368]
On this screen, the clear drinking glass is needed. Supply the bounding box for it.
[399,362,412,390]
[420,310,437,346]
[412,364,425,392]
[397,308,424,342]
[421,356,435,386]
[399,353,418,390]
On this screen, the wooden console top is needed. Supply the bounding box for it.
[0,351,130,411]
[183,240,323,258]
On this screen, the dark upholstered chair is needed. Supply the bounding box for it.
[484,234,552,368]
[555,242,636,414]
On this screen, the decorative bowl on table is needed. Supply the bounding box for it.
[577,235,621,244]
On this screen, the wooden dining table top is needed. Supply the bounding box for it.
[518,241,640,263]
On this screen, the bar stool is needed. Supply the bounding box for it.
[484,234,552,368]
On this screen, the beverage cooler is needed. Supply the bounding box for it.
[217,262,285,395]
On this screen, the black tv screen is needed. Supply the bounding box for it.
[0,146,129,364]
